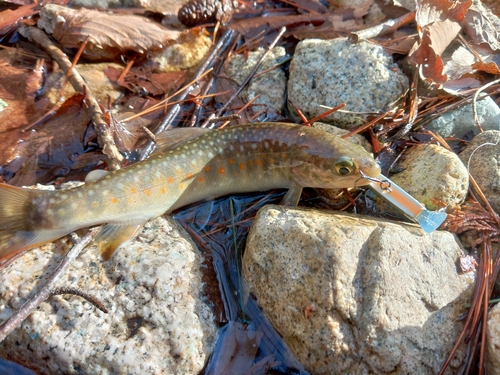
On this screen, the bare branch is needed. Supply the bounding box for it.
[0,228,99,343]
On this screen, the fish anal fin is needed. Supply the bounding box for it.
[153,128,210,154]
[94,223,143,260]
[281,185,303,206]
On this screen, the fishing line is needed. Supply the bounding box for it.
[466,137,500,173]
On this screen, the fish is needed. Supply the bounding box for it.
[0,122,381,261]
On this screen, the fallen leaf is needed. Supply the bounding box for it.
[38,4,181,61]
[408,0,472,86]
[462,0,500,51]
[2,94,92,186]
[104,65,185,96]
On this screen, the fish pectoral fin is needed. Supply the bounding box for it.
[153,127,211,154]
[85,169,109,183]
[281,185,303,206]
[94,223,144,260]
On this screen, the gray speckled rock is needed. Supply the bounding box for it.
[426,96,500,138]
[243,205,474,375]
[459,130,500,214]
[0,216,216,375]
[378,144,469,213]
[226,47,287,120]
[288,38,408,128]
[487,301,500,375]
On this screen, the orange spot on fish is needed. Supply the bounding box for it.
[248,160,254,166]
[92,202,99,208]
[144,189,151,196]
[161,187,167,194]
[239,163,245,170]
[282,152,287,159]
[228,158,235,164]
[179,184,185,190]
[167,177,174,184]
[256,159,262,166]
[111,198,119,204]
[269,158,275,164]
[218,167,225,174]
[187,173,194,179]
[131,187,137,194]
[198,176,205,182]
[204,166,211,172]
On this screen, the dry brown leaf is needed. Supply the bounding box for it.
[104,66,185,96]
[408,0,472,86]
[38,4,181,61]
[462,0,500,51]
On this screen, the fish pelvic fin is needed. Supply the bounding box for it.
[0,183,66,262]
[94,223,143,260]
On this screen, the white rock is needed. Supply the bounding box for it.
[459,130,500,213]
[226,47,288,120]
[243,205,475,375]
[288,38,408,127]
[0,216,216,375]
[487,301,500,375]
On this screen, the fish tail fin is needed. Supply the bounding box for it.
[0,183,62,262]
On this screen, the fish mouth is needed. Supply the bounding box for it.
[355,160,382,187]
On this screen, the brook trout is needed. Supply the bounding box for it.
[0,123,380,260]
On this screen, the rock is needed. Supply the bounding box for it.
[425,96,500,138]
[43,62,124,105]
[377,144,469,214]
[153,32,212,72]
[487,301,500,375]
[287,38,408,128]
[0,216,216,375]
[459,130,500,213]
[226,47,288,120]
[243,205,474,375]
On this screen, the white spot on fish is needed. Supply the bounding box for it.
[229,145,235,151]
[182,154,187,159]
[240,146,244,152]
[77,191,83,198]
[198,150,204,156]
[88,190,95,196]
[102,190,109,196]
[251,144,257,150]
[210,141,214,146]
[49,198,56,204]
[47,209,53,215]
[208,152,214,158]
[264,142,269,149]
[191,159,197,165]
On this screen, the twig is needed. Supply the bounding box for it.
[349,11,416,42]
[0,228,99,343]
[18,26,123,171]
[51,286,108,313]
[201,26,287,128]
[138,29,238,160]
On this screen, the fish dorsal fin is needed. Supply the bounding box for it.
[85,169,109,183]
[153,127,211,154]
[94,223,144,260]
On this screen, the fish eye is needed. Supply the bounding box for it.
[334,157,355,175]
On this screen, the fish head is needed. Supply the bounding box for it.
[289,133,381,189]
